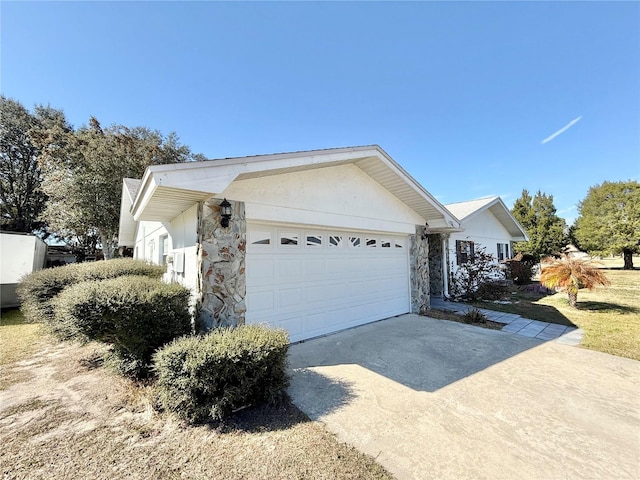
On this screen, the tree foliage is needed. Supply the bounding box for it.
[0,96,59,234]
[511,189,567,261]
[573,180,640,269]
[34,117,194,258]
[540,255,610,308]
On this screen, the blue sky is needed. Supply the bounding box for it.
[2,1,639,225]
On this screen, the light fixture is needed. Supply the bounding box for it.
[422,221,430,240]
[220,198,232,227]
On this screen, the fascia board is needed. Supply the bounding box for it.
[375,147,462,229]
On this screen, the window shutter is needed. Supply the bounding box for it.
[456,240,462,265]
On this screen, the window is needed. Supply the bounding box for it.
[349,236,361,247]
[456,240,474,264]
[366,238,377,248]
[381,239,391,248]
[306,234,322,247]
[250,231,271,245]
[280,233,298,245]
[329,235,343,247]
[497,243,510,261]
[160,235,169,265]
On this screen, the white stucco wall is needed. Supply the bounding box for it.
[133,204,198,293]
[222,164,425,234]
[449,210,514,268]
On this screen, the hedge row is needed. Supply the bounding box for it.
[154,325,289,423]
[17,259,166,324]
[54,275,192,378]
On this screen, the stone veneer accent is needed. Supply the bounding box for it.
[410,225,430,314]
[428,233,443,296]
[197,198,246,330]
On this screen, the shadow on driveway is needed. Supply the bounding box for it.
[288,314,541,417]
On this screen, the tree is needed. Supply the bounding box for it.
[573,181,640,269]
[540,255,610,308]
[511,189,567,261]
[0,96,58,234]
[35,117,195,259]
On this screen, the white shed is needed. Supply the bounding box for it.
[1,232,47,308]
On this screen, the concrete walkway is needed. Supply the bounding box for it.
[430,297,583,345]
[288,315,640,480]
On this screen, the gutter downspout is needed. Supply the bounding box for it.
[442,235,450,299]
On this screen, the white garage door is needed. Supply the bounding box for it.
[246,223,411,342]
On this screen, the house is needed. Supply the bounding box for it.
[429,196,528,297]
[0,231,47,308]
[118,145,462,342]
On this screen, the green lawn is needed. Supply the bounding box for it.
[473,257,640,360]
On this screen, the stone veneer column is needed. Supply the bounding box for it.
[197,198,246,330]
[427,234,443,296]
[410,225,430,315]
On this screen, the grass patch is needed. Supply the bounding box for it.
[0,309,43,367]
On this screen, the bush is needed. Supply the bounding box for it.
[475,280,511,300]
[504,253,536,285]
[53,275,191,378]
[450,245,504,301]
[154,325,289,423]
[461,308,488,324]
[18,259,165,324]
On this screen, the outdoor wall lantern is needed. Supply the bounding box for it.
[220,198,232,227]
[422,221,430,240]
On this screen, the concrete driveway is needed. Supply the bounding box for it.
[288,314,640,479]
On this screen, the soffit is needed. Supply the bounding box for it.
[131,146,460,229]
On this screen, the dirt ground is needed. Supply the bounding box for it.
[0,338,391,480]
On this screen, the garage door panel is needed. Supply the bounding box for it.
[247,258,275,286]
[246,223,410,342]
[278,287,303,308]
[303,285,325,304]
[303,258,326,278]
[248,289,275,315]
[276,258,302,282]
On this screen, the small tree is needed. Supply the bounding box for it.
[511,189,568,261]
[539,255,610,308]
[450,245,504,300]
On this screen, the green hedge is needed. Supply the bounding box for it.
[53,275,191,378]
[17,259,166,324]
[154,325,289,423]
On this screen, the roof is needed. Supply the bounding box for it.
[445,196,529,241]
[118,178,141,246]
[118,145,462,246]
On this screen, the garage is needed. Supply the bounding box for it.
[246,223,410,342]
[119,145,461,335]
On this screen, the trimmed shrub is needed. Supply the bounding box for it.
[17,259,165,324]
[154,325,289,423]
[53,275,191,378]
